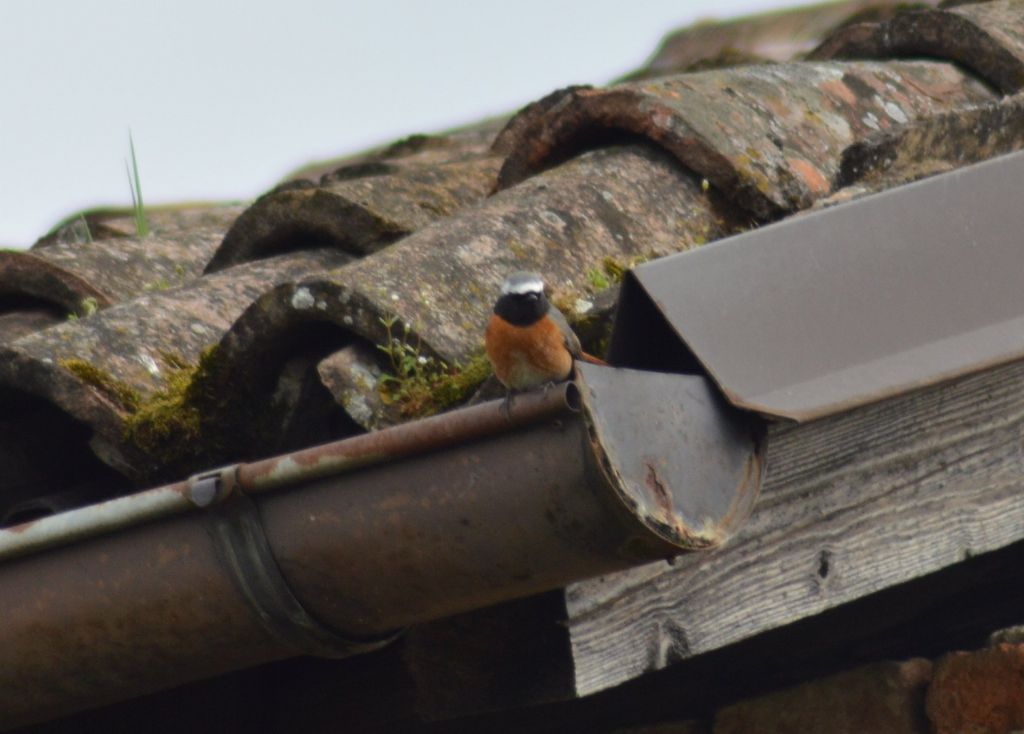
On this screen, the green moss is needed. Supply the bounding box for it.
[66,296,100,321]
[121,346,246,472]
[549,289,582,320]
[60,359,140,412]
[599,253,652,286]
[123,353,202,461]
[64,345,284,477]
[431,352,493,410]
[587,267,611,291]
[143,277,171,292]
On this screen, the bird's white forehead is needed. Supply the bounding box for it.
[501,272,545,296]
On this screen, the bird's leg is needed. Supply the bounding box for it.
[502,388,515,421]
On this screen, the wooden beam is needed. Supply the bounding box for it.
[567,357,1024,696]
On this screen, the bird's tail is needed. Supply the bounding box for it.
[578,351,609,366]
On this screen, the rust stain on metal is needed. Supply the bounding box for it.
[0,363,764,726]
[643,459,673,518]
[574,364,761,550]
[717,434,766,537]
[238,383,579,493]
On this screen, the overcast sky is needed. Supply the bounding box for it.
[0,1,782,249]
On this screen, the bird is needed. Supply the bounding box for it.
[485,271,606,415]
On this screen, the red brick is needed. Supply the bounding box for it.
[713,659,933,734]
[610,721,708,734]
[927,643,1024,734]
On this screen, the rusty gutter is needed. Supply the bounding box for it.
[0,367,762,728]
[0,385,575,564]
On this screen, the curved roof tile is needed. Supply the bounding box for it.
[811,0,1024,93]
[495,61,992,219]
[208,156,501,271]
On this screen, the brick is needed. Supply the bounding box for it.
[610,721,708,734]
[714,659,933,734]
[927,643,1024,734]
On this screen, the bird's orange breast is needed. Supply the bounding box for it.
[485,313,574,390]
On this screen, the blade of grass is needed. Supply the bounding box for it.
[126,132,149,237]
[77,214,93,243]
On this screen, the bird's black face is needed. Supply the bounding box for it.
[494,288,550,326]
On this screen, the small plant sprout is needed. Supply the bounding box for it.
[126,132,150,237]
[78,215,93,243]
[375,314,492,417]
[67,296,100,321]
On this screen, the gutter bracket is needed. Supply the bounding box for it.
[187,464,238,507]
[205,491,400,658]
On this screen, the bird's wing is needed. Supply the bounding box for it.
[548,305,582,358]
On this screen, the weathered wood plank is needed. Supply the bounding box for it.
[567,357,1024,696]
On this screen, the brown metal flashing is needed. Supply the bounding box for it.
[207,156,501,272]
[610,149,1024,422]
[495,62,992,219]
[0,369,760,727]
[811,0,1024,93]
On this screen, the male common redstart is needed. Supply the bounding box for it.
[485,272,606,411]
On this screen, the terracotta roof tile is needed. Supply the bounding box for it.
[811,0,1024,93]
[497,61,992,218]
[207,143,728,439]
[0,248,349,480]
[6,0,1024,723]
[0,203,242,343]
[632,0,940,77]
[283,119,507,182]
[822,91,1024,204]
[2,0,1024,524]
[33,202,244,248]
[208,155,501,271]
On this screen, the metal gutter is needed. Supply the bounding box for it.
[0,384,575,564]
[609,149,1024,422]
[0,365,761,729]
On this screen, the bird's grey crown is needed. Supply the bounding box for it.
[501,271,545,296]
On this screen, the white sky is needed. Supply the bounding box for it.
[0,1,782,249]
